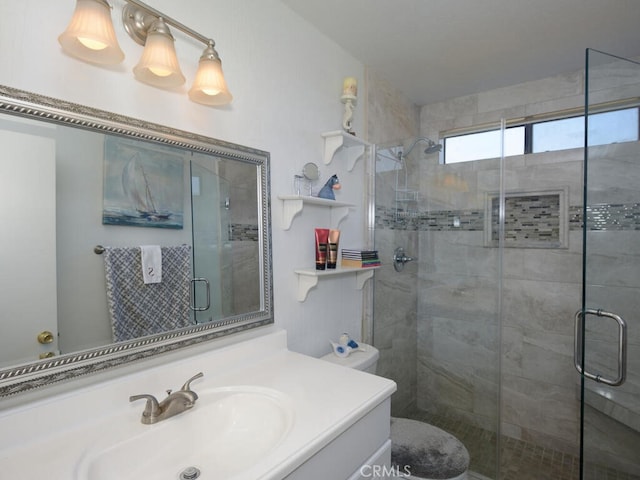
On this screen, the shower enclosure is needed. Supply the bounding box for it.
[372,49,640,479]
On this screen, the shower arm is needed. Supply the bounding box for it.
[399,137,441,159]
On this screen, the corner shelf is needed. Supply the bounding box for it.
[293,266,379,302]
[277,195,354,230]
[321,130,371,171]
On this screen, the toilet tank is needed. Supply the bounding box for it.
[321,344,379,374]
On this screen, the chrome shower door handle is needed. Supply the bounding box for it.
[574,308,627,386]
[190,278,211,312]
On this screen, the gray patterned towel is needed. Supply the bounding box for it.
[104,245,192,342]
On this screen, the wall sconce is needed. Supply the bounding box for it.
[341,77,357,135]
[58,0,232,105]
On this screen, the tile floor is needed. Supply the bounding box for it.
[404,409,640,480]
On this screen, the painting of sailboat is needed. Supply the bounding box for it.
[102,136,184,229]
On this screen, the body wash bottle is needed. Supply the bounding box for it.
[315,228,330,270]
[327,229,340,269]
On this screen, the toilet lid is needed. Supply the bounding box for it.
[390,417,469,479]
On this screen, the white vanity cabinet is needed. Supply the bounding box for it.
[0,330,396,480]
[284,398,392,480]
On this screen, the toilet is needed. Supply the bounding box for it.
[321,344,470,480]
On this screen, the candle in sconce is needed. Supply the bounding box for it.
[342,77,357,97]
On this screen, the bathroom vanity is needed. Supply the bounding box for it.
[0,330,396,479]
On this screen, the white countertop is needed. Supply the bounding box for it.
[0,330,396,479]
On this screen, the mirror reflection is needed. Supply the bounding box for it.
[0,87,272,389]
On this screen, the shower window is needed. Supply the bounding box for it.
[443,106,639,164]
[533,107,638,152]
[444,126,524,163]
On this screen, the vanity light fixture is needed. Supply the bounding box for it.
[58,0,125,65]
[58,0,232,105]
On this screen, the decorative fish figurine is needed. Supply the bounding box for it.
[317,174,341,200]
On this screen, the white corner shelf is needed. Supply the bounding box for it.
[293,266,379,302]
[277,195,354,230]
[321,130,371,171]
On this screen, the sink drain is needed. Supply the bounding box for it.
[179,466,201,480]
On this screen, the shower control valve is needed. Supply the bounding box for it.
[393,247,414,272]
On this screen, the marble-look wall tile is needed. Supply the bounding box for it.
[587,143,640,205]
[501,279,580,335]
[421,231,499,277]
[418,273,500,323]
[367,69,421,417]
[366,69,420,144]
[230,241,261,314]
[501,373,579,453]
[585,231,640,288]
[583,404,640,476]
[476,70,584,114]
[584,283,640,346]
[502,230,583,283]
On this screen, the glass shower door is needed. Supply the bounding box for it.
[580,49,640,479]
[190,154,230,323]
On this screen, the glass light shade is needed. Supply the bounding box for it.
[58,0,124,65]
[133,21,185,88]
[188,54,232,106]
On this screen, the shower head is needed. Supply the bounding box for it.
[400,137,442,159]
[424,141,442,155]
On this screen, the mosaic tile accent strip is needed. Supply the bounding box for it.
[230,223,259,241]
[489,194,562,247]
[586,203,640,231]
[377,202,640,237]
[569,206,583,230]
[375,206,485,231]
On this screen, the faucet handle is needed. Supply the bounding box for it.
[130,394,161,419]
[181,372,204,392]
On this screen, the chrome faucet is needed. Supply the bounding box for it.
[130,372,204,425]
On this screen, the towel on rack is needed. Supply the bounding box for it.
[103,245,192,342]
[140,245,162,284]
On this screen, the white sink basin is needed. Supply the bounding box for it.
[75,386,295,480]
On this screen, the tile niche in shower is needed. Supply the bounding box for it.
[485,188,569,248]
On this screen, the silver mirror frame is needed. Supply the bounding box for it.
[0,85,273,398]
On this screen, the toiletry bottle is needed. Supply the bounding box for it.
[327,229,340,269]
[315,228,330,270]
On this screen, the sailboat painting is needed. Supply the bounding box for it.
[102,136,184,229]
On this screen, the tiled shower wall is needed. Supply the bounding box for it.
[366,70,421,415]
[367,61,640,469]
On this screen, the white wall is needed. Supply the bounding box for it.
[0,0,369,358]
[0,126,57,366]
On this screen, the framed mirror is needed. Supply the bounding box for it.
[0,85,273,397]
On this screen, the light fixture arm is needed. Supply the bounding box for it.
[122,0,214,47]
